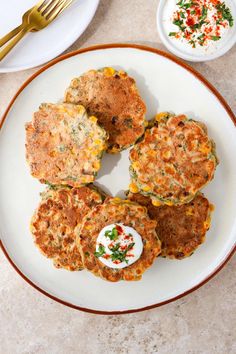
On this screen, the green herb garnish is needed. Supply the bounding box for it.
[200,6,208,21]
[189,39,196,48]
[105,227,119,241]
[216,2,234,27]
[94,244,106,258]
[173,19,186,31]
[178,1,198,10]
[45,181,57,190]
[110,242,135,264]
[211,35,221,41]
[109,243,120,252]
[198,33,206,46]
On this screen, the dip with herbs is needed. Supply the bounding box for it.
[95,223,143,269]
[164,0,234,52]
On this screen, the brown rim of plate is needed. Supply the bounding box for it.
[0,43,235,315]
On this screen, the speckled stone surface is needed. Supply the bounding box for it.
[0,1,235,353]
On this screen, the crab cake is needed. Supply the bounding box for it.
[31,185,104,271]
[129,112,218,206]
[77,197,161,282]
[128,192,213,259]
[64,67,146,153]
[25,103,107,187]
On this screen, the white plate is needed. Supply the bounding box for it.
[0,0,100,72]
[0,44,236,314]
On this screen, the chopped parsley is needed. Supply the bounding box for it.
[169,32,178,37]
[45,181,57,190]
[94,244,106,258]
[211,35,221,41]
[173,19,186,31]
[200,6,208,21]
[109,242,135,264]
[105,227,119,241]
[216,2,234,27]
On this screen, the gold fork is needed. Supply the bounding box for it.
[0,0,73,61]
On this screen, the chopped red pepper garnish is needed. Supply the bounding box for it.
[113,260,121,264]
[115,224,123,234]
[120,245,127,251]
[103,254,110,259]
[124,235,131,240]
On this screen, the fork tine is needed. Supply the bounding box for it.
[37,0,52,12]
[39,0,60,14]
[56,0,73,14]
[47,0,73,20]
[42,0,63,16]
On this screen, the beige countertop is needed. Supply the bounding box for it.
[0,1,235,353]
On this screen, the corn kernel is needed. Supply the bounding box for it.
[85,225,93,230]
[165,200,173,206]
[113,197,122,203]
[71,78,79,88]
[129,183,139,193]
[103,67,115,76]
[152,199,162,207]
[89,69,97,74]
[142,185,150,192]
[81,177,89,183]
[76,105,85,114]
[148,150,156,157]
[209,204,215,212]
[94,139,102,145]
[204,217,211,230]
[155,112,169,122]
[163,150,172,159]
[204,221,210,229]
[91,150,98,156]
[186,207,194,216]
[132,162,140,169]
[118,70,126,76]
[90,116,97,123]
[199,144,211,154]
[94,161,101,169]
[124,199,132,204]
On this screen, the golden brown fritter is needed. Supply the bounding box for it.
[31,185,104,271]
[128,192,213,259]
[25,103,107,187]
[129,112,218,206]
[64,67,146,153]
[77,197,161,281]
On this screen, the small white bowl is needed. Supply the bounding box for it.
[157,0,236,62]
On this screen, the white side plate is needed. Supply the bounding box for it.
[0,0,100,72]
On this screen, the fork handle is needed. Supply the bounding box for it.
[0,26,31,61]
[0,24,24,48]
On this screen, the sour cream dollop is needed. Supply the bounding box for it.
[95,224,143,269]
